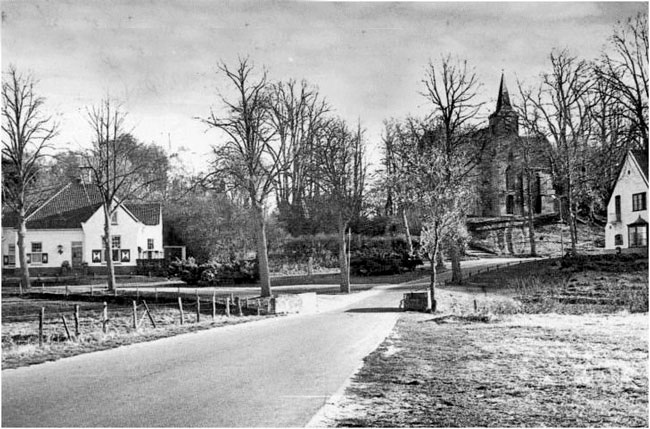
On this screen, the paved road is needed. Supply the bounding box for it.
[2,257,532,427]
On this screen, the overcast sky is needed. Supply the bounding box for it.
[2,1,647,171]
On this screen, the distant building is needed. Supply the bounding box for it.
[468,74,556,218]
[2,180,163,275]
[605,150,648,250]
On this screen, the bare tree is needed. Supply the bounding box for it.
[594,12,648,151]
[387,119,470,311]
[311,118,366,293]
[2,66,57,290]
[519,50,595,253]
[420,55,484,283]
[268,79,329,234]
[200,57,285,298]
[83,99,165,291]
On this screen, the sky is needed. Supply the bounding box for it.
[2,1,647,172]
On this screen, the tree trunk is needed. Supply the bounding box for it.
[338,217,350,294]
[526,173,537,256]
[449,243,462,284]
[401,207,414,255]
[436,250,445,270]
[103,206,116,292]
[252,203,272,298]
[17,211,31,290]
[429,251,437,313]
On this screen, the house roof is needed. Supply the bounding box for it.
[124,203,160,226]
[2,180,161,229]
[631,150,648,182]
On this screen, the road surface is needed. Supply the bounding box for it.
[2,258,531,427]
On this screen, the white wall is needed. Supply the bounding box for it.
[605,153,648,249]
[82,205,147,267]
[1,228,84,269]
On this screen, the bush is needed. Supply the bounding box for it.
[269,233,422,276]
[168,257,259,286]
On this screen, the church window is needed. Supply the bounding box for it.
[506,195,514,215]
[505,166,514,190]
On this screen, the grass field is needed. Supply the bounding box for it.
[325,309,647,427]
[316,254,649,427]
[1,296,273,369]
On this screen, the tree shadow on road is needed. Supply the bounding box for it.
[345,307,403,313]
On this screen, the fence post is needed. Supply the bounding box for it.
[196,295,201,323]
[154,287,158,303]
[267,299,272,314]
[474,299,478,312]
[102,302,108,334]
[19,281,23,296]
[74,304,80,337]
[61,315,72,340]
[113,288,117,298]
[142,300,156,328]
[41,282,45,293]
[212,291,216,320]
[178,297,184,325]
[132,300,138,330]
[65,285,69,299]
[235,297,243,317]
[90,285,94,296]
[225,297,230,317]
[257,299,261,316]
[39,307,45,347]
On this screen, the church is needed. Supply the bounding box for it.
[468,74,556,218]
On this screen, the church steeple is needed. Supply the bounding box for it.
[489,72,518,136]
[495,72,512,112]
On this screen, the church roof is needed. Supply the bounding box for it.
[495,72,512,112]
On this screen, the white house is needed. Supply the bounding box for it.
[2,180,163,275]
[605,150,648,251]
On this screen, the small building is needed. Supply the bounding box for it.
[605,150,648,250]
[2,180,163,275]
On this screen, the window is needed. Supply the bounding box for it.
[614,234,623,246]
[506,195,514,215]
[111,236,121,262]
[505,166,513,190]
[629,225,648,247]
[111,211,118,225]
[4,244,16,266]
[29,242,47,264]
[615,196,621,222]
[147,239,154,250]
[632,193,646,212]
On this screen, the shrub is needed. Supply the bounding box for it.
[168,257,259,285]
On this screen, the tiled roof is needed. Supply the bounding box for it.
[632,150,648,182]
[28,181,104,222]
[26,204,102,229]
[125,203,160,226]
[3,181,161,229]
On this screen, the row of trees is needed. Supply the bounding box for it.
[3,13,647,305]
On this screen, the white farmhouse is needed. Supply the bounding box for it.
[2,180,163,275]
[605,150,648,251]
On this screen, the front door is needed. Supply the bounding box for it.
[71,242,83,268]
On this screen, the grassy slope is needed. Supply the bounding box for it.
[324,256,648,427]
[331,310,647,427]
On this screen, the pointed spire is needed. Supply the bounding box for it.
[495,72,512,112]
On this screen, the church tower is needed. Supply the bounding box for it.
[488,73,518,136]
